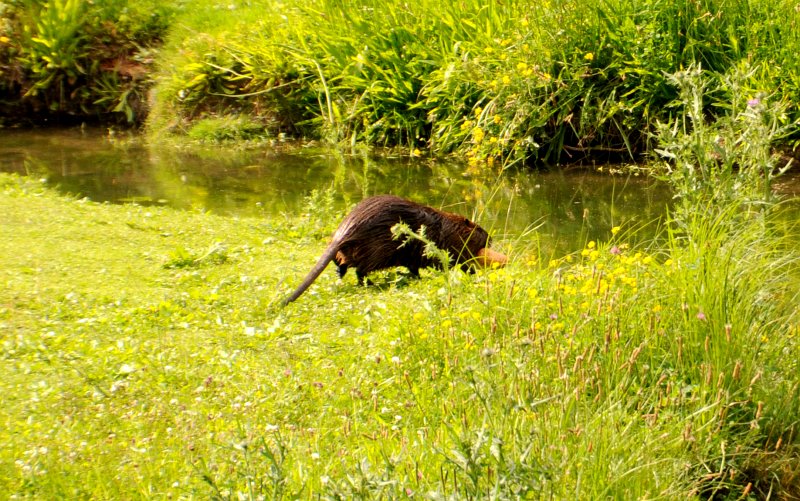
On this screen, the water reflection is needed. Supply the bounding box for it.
[1,127,674,254]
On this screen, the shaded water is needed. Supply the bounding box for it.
[1,127,674,255]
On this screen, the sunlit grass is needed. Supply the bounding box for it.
[2,172,798,498]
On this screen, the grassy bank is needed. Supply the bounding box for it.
[145,0,800,164]
[2,163,798,497]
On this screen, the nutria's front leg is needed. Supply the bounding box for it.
[336,263,348,278]
[406,266,421,278]
[356,269,367,285]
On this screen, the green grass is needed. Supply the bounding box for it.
[2,171,798,498]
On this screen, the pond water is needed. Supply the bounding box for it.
[0,127,683,255]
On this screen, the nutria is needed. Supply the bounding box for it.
[283,195,507,304]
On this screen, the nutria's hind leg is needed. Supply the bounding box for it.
[406,265,421,279]
[334,251,349,278]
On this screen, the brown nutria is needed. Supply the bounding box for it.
[283,195,507,304]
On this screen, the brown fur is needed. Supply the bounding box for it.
[283,195,494,304]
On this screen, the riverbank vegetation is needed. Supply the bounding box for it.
[2,81,799,497]
[3,0,800,164]
[0,0,174,124]
[149,0,800,165]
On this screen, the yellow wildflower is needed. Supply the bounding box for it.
[502,75,511,85]
[472,127,485,144]
[611,226,621,235]
[493,115,502,124]
[584,52,594,61]
[516,62,528,72]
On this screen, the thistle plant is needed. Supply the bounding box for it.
[654,63,794,218]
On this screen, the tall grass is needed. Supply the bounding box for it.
[147,0,800,164]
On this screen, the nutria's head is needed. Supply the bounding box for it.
[442,213,506,268]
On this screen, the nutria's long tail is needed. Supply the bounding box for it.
[282,243,339,305]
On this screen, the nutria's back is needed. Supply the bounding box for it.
[282,195,505,304]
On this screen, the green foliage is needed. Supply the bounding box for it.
[654,63,795,224]
[5,0,800,158]
[391,222,452,272]
[19,0,86,96]
[1,0,175,123]
[146,0,800,165]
